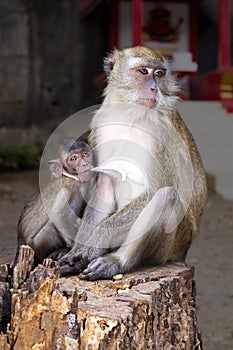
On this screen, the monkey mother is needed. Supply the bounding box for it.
[59,46,207,280]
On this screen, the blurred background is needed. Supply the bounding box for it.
[0,0,232,123]
[0,0,232,197]
[0,1,232,349]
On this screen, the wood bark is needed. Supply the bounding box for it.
[0,245,203,349]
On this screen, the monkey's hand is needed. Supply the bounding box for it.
[48,247,71,261]
[59,247,89,276]
[79,253,122,280]
[59,243,112,277]
[58,243,107,276]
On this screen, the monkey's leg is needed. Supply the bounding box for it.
[59,191,151,276]
[79,186,184,280]
[27,221,70,262]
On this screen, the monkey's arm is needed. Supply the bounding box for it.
[73,173,117,240]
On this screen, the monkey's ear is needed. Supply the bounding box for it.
[48,159,62,178]
[103,49,118,79]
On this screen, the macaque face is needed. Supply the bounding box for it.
[104,46,178,110]
[130,65,166,108]
[65,143,93,182]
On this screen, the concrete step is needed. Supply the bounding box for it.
[177,101,233,200]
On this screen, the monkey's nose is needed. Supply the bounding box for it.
[149,77,157,90]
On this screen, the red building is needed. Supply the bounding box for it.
[80,0,233,112]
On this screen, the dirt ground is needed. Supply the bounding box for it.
[0,170,232,350]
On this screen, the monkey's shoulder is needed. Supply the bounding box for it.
[20,192,41,212]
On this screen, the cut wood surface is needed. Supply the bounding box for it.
[0,245,203,349]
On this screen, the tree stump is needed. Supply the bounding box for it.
[0,245,203,349]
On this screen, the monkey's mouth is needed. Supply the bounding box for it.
[78,169,92,176]
[139,99,157,108]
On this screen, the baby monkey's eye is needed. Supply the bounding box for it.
[70,155,78,161]
[138,68,149,75]
[154,69,165,78]
[82,152,89,158]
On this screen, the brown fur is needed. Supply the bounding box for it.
[59,47,207,280]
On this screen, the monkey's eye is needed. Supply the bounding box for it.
[82,152,89,158]
[70,155,78,161]
[138,68,149,75]
[154,69,165,78]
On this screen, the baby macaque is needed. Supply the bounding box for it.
[17,139,94,262]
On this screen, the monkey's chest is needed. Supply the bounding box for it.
[93,121,157,208]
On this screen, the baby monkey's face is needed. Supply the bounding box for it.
[66,144,93,182]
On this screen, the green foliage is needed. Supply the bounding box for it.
[0,140,44,171]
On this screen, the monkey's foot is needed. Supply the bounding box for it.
[79,254,122,280]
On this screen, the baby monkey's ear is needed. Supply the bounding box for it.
[48,159,62,178]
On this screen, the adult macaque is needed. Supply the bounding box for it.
[17,139,94,263]
[59,46,207,279]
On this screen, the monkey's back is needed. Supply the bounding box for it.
[170,110,207,220]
